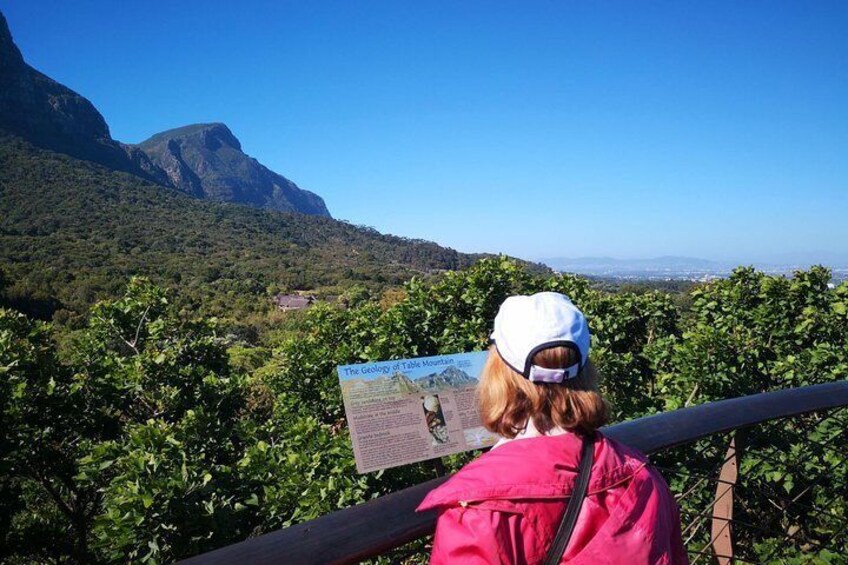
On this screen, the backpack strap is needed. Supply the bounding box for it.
[543,433,596,565]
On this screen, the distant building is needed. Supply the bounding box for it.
[273,294,315,311]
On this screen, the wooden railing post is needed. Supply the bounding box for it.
[711,430,745,564]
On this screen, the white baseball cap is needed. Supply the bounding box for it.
[490,292,590,384]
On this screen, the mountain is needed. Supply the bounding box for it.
[136,123,329,216]
[339,373,424,405]
[391,372,425,394]
[0,12,166,183]
[414,366,478,390]
[0,11,326,216]
[0,10,533,323]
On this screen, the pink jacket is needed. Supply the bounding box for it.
[417,432,688,564]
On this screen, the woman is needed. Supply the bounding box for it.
[417,292,688,564]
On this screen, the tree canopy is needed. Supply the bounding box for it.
[2,259,847,563]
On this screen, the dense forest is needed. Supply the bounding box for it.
[2,258,846,563]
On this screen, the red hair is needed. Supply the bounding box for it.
[477,345,608,438]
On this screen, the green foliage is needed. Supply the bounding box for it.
[2,278,257,562]
[1,258,846,562]
[0,307,83,562]
[263,257,679,429]
[655,266,848,408]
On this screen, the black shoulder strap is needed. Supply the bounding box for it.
[543,433,596,565]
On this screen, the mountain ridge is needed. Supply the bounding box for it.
[0,11,328,216]
[0,11,168,183]
[414,366,478,391]
[136,122,329,216]
[0,9,544,322]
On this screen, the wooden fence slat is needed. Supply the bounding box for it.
[711,432,744,564]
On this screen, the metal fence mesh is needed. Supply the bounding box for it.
[652,406,848,563]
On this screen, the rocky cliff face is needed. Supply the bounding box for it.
[0,12,163,181]
[0,10,330,216]
[136,123,330,216]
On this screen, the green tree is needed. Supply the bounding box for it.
[2,278,259,562]
[3,259,846,563]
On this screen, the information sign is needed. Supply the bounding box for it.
[337,351,498,473]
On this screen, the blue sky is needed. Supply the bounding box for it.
[3,1,847,264]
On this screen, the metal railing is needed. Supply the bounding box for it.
[181,380,848,564]
[654,405,848,563]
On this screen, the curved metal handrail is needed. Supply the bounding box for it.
[180,380,848,565]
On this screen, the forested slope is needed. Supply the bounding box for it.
[0,133,483,320]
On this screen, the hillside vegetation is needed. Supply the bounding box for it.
[0,133,482,322]
[2,258,846,563]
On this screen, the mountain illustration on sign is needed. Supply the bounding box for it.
[414,366,478,391]
[391,372,425,394]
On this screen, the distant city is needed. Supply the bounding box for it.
[540,256,848,284]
